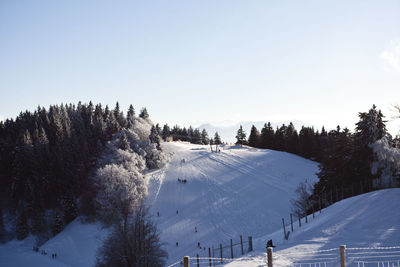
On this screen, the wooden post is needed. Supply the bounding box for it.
[208,246,214,267]
[248,236,253,252]
[319,197,322,213]
[220,243,223,263]
[282,218,287,239]
[340,245,346,267]
[267,247,273,267]
[312,205,315,218]
[197,254,199,267]
[240,235,244,255]
[184,256,190,267]
[298,213,301,227]
[230,239,234,259]
[290,214,293,232]
[305,214,308,223]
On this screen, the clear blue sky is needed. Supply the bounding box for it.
[1,0,399,135]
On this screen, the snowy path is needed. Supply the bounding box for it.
[146,142,319,265]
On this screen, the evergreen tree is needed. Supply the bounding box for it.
[201,129,209,145]
[161,124,171,140]
[248,125,260,147]
[15,207,29,240]
[353,105,387,183]
[127,105,135,128]
[149,126,161,150]
[260,122,274,149]
[235,125,246,145]
[139,108,149,119]
[214,132,222,145]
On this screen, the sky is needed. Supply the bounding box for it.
[0,0,399,136]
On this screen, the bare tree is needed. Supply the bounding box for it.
[290,179,314,216]
[96,205,167,267]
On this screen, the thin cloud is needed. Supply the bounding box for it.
[381,39,400,72]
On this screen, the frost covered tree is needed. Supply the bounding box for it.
[149,126,161,150]
[139,108,149,119]
[353,105,387,183]
[371,136,400,188]
[94,164,146,224]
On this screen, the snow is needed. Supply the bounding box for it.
[1,141,398,267]
[146,142,319,265]
[225,188,400,267]
[0,219,109,267]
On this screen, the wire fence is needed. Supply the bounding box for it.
[170,245,400,267]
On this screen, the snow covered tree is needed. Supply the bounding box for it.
[94,164,146,225]
[235,125,246,145]
[15,207,29,240]
[127,104,135,128]
[353,105,387,183]
[149,126,161,150]
[370,136,400,188]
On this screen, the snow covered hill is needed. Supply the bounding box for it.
[7,142,398,267]
[147,142,319,265]
[225,188,400,267]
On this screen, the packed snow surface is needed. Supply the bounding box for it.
[2,142,397,267]
[147,142,319,265]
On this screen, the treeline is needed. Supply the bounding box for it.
[0,102,162,241]
[242,105,400,210]
[159,124,222,145]
[237,122,329,161]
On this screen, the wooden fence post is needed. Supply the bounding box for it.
[208,248,212,267]
[230,239,233,259]
[248,236,253,252]
[220,244,223,263]
[305,214,308,223]
[282,218,287,239]
[240,235,244,255]
[298,213,301,227]
[290,214,293,232]
[196,254,199,267]
[267,247,273,267]
[319,197,322,213]
[340,245,346,267]
[184,256,190,267]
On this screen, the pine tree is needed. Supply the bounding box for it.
[248,125,260,147]
[149,126,161,150]
[235,125,246,145]
[15,207,29,240]
[139,108,149,119]
[127,105,135,128]
[161,124,171,140]
[260,122,274,149]
[201,129,209,145]
[353,105,388,183]
[214,132,222,145]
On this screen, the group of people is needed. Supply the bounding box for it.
[177,178,187,184]
[33,247,57,259]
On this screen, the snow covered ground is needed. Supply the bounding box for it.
[1,142,398,267]
[224,188,400,267]
[147,142,319,265]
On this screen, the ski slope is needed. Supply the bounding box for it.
[5,142,397,267]
[225,188,400,267]
[146,142,319,265]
